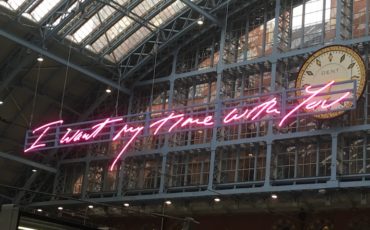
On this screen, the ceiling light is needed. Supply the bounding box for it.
[197,17,204,25]
[105,88,112,93]
[165,200,172,205]
[88,205,94,209]
[37,55,44,62]
[32,169,37,173]
[18,226,37,230]
[123,203,129,207]
[271,194,278,199]
[318,189,326,194]
[36,208,42,212]
[214,197,221,202]
[0,101,3,105]
[57,206,63,210]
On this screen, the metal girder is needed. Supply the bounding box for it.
[0,193,13,202]
[0,152,57,173]
[121,2,227,80]
[11,84,81,116]
[0,42,36,95]
[57,2,106,39]
[26,179,370,207]
[0,137,23,148]
[180,0,222,26]
[80,0,144,47]
[134,25,216,83]
[98,0,176,59]
[45,0,97,38]
[122,0,260,81]
[100,0,157,32]
[0,28,130,95]
[38,0,73,26]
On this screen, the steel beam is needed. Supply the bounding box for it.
[27,179,370,207]
[180,0,222,26]
[11,84,81,116]
[0,47,35,95]
[0,29,130,95]
[0,152,57,173]
[121,0,231,81]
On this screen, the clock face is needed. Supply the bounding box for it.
[296,45,366,119]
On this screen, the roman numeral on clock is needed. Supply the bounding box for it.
[340,54,345,63]
[348,63,355,69]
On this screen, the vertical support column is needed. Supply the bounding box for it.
[301,0,306,48]
[158,51,178,194]
[264,140,272,187]
[316,137,320,177]
[265,1,280,186]
[184,154,190,186]
[268,61,277,136]
[208,23,226,190]
[81,160,90,199]
[329,133,338,183]
[253,143,258,181]
[194,45,200,69]
[294,141,298,178]
[208,148,217,190]
[335,0,342,41]
[273,0,281,55]
[116,162,124,196]
[127,92,134,115]
[210,37,215,66]
[0,204,19,230]
[365,75,368,124]
[363,133,367,175]
[159,153,167,193]
[366,0,370,36]
[262,3,267,56]
[52,162,61,196]
[322,0,326,43]
[244,16,249,61]
[234,147,240,183]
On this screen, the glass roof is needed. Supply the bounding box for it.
[25,0,63,22]
[106,0,187,62]
[0,0,191,63]
[89,0,160,54]
[0,0,26,11]
[52,1,82,28]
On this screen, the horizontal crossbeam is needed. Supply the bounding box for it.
[0,152,57,173]
[0,29,130,95]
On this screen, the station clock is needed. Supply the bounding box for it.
[296,45,366,119]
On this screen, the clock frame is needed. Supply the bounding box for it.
[295,45,366,119]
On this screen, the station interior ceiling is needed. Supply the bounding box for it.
[1,0,370,229]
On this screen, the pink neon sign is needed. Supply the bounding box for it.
[24,81,353,170]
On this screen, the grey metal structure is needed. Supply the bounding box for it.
[1,0,370,225]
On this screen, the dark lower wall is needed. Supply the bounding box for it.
[95,208,370,230]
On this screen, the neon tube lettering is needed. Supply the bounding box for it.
[321,92,350,109]
[279,81,335,127]
[180,115,214,127]
[24,80,353,171]
[60,118,123,144]
[110,125,144,171]
[150,113,184,135]
[223,98,280,124]
[24,120,63,152]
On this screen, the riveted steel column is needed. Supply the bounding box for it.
[208,24,226,190]
[335,0,342,41]
[159,51,178,193]
[330,133,338,183]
